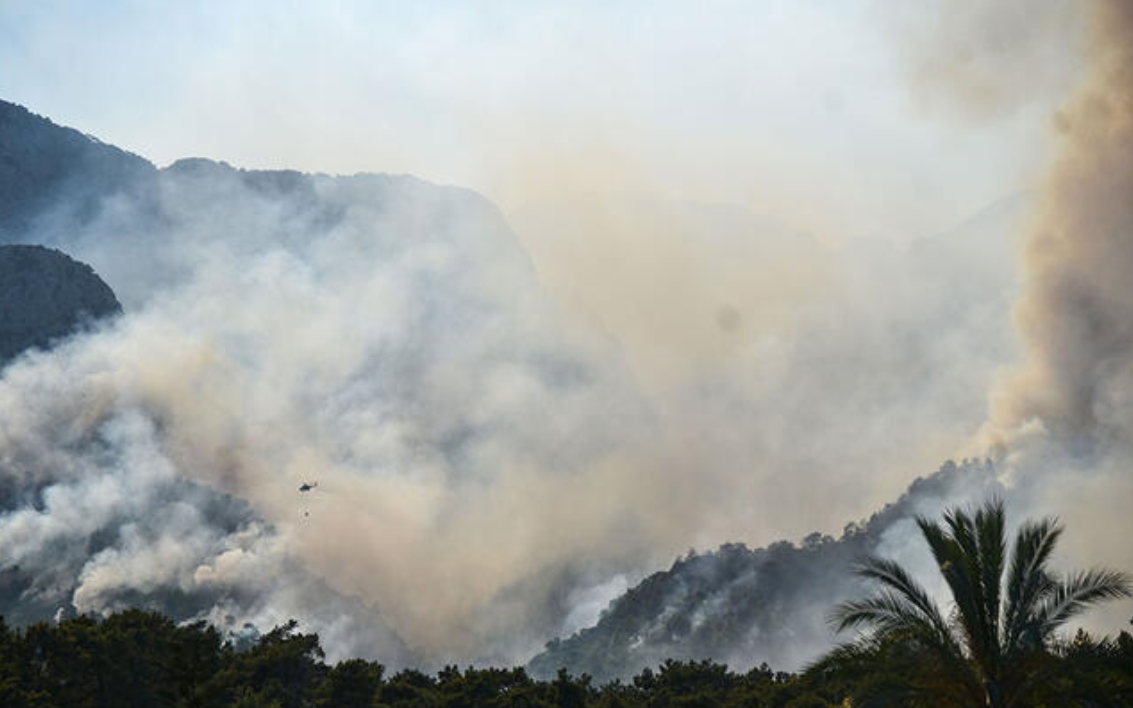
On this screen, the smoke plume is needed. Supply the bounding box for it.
[0,153,674,665]
[970,0,1133,630]
[3,0,1132,674]
[987,0,1133,452]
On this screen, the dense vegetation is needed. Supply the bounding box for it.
[530,460,1004,681]
[0,607,1130,708]
[4,498,1129,707]
[0,244,121,363]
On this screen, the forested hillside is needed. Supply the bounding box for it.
[0,244,120,363]
[529,458,1004,681]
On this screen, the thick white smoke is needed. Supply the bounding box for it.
[0,141,1029,668]
[2,159,672,665]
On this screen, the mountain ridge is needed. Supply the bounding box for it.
[529,458,1003,682]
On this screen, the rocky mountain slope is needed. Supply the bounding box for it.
[0,100,155,241]
[0,244,121,363]
[529,459,1003,681]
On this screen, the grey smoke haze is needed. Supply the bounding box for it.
[886,0,1083,121]
[0,146,667,664]
[1,0,1131,674]
[0,109,1027,670]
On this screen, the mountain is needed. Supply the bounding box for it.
[529,459,1003,682]
[0,100,156,241]
[0,99,537,310]
[0,244,121,364]
[0,98,586,666]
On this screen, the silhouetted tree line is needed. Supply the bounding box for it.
[0,607,1130,708]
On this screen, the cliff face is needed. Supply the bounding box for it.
[0,245,121,364]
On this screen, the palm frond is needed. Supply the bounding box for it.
[807,636,883,676]
[854,558,952,633]
[1035,569,1132,637]
[830,590,929,635]
[1003,518,1061,653]
[918,509,986,661]
[972,500,1007,673]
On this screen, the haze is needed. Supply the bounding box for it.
[1,0,1130,672]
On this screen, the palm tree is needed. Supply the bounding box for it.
[819,498,1130,707]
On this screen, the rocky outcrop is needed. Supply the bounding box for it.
[0,244,121,363]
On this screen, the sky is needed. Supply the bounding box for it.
[3,0,1130,671]
[0,0,1067,243]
